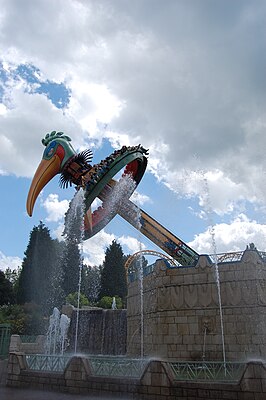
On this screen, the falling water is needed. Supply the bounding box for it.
[104,174,144,357]
[202,325,207,362]
[64,188,85,354]
[112,297,117,310]
[139,251,144,358]
[203,176,226,372]
[45,307,60,354]
[105,174,137,215]
[59,314,71,355]
[45,307,70,355]
[135,207,144,359]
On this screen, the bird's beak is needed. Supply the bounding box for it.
[26,155,61,216]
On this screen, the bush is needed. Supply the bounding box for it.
[0,302,45,335]
[65,292,89,308]
[97,296,123,309]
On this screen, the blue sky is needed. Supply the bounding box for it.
[0,0,266,270]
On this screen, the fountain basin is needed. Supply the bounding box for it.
[7,352,266,399]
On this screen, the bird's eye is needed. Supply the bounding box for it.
[45,141,57,158]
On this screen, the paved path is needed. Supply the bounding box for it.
[0,386,132,399]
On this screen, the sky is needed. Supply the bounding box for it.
[0,0,266,271]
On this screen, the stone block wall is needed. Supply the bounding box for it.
[6,352,266,399]
[127,249,266,361]
[9,335,45,354]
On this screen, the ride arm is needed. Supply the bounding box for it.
[117,198,199,267]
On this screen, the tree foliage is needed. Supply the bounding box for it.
[81,264,101,304]
[66,292,89,308]
[0,303,45,335]
[97,295,123,309]
[127,255,148,277]
[99,240,127,303]
[16,221,63,314]
[62,194,84,296]
[0,270,15,305]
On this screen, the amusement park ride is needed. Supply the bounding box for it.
[27,131,199,267]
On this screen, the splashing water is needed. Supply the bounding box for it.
[135,207,144,358]
[59,313,70,355]
[64,188,85,353]
[202,176,226,372]
[104,174,137,215]
[105,174,144,357]
[45,307,70,355]
[112,297,117,310]
[139,250,144,359]
[45,307,60,354]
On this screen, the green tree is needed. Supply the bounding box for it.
[81,264,101,304]
[0,270,15,305]
[61,241,82,296]
[0,303,45,335]
[99,240,127,303]
[4,267,21,286]
[127,255,148,277]
[62,194,84,297]
[17,221,62,314]
[5,267,22,302]
[97,295,123,309]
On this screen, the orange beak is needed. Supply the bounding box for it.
[26,155,61,216]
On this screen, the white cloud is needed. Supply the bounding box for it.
[0,0,265,212]
[130,191,152,207]
[0,103,7,115]
[82,230,146,266]
[0,80,85,178]
[189,214,266,254]
[52,222,65,241]
[66,80,123,140]
[41,194,69,222]
[82,229,116,266]
[119,235,146,255]
[0,251,22,272]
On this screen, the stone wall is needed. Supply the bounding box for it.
[9,335,45,354]
[127,248,266,361]
[6,352,266,399]
[68,309,127,355]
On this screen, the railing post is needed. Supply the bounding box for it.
[0,324,11,359]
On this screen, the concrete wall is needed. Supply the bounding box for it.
[127,249,266,361]
[6,352,266,399]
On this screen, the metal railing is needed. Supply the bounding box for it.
[169,361,245,382]
[26,354,71,372]
[89,356,148,378]
[25,355,247,382]
[0,324,11,359]
[209,251,244,263]
[25,354,148,377]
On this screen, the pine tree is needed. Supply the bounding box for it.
[99,240,127,303]
[61,240,82,296]
[61,194,84,297]
[81,264,101,304]
[17,221,62,314]
[0,270,15,305]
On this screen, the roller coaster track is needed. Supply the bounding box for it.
[124,249,179,271]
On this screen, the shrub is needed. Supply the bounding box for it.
[97,295,123,309]
[65,292,90,308]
